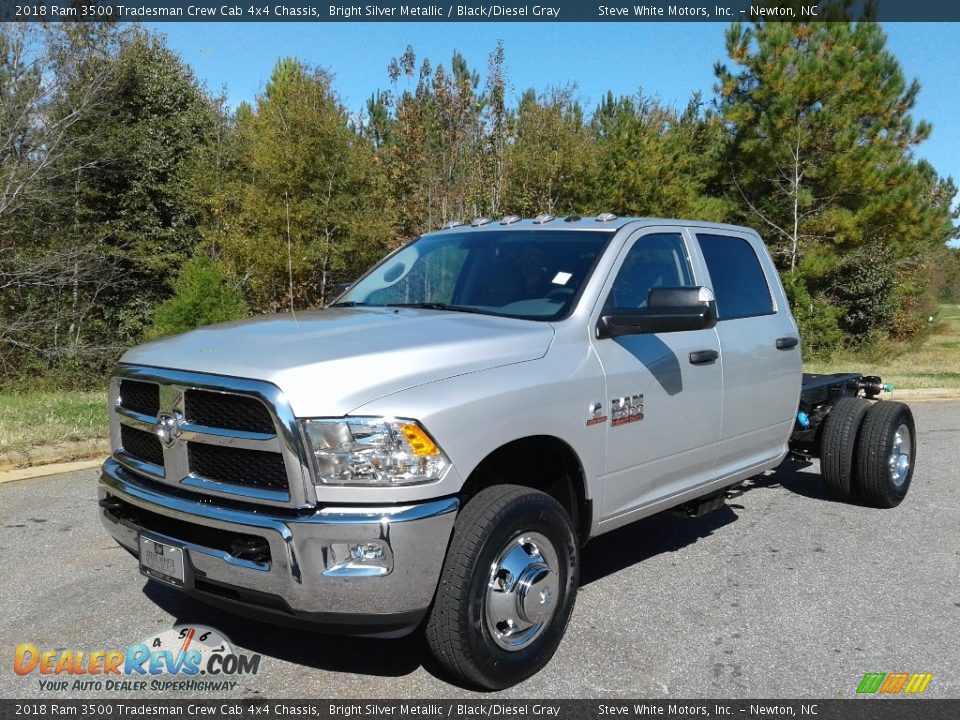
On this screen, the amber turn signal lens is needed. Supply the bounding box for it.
[399,423,439,456]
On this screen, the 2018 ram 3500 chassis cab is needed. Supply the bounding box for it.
[99,216,916,689]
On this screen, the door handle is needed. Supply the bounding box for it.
[689,349,719,365]
[776,337,799,350]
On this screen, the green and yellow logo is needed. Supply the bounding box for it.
[857,672,933,694]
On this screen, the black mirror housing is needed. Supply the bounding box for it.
[597,286,717,339]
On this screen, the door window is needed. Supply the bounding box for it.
[605,233,693,311]
[697,233,774,320]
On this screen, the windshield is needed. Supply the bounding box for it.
[336,230,614,321]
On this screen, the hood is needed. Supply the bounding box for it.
[121,307,555,416]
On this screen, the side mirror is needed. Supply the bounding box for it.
[597,286,717,339]
[334,282,352,297]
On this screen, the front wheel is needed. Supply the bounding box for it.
[425,485,579,690]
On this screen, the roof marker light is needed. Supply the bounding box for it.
[532,213,555,224]
[442,220,465,230]
[595,212,618,222]
[500,215,521,225]
[564,215,581,222]
[471,217,492,227]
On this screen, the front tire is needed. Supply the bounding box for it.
[425,485,579,690]
[855,401,916,508]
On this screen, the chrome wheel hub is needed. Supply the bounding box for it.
[484,531,560,651]
[889,423,912,487]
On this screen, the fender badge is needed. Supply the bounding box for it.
[586,402,607,427]
[611,394,644,426]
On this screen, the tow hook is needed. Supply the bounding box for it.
[230,537,270,564]
[98,497,125,512]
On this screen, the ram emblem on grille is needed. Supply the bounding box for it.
[154,413,181,449]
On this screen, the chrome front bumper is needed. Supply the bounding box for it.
[99,458,458,636]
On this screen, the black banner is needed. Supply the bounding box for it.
[1,700,960,720]
[4,0,960,23]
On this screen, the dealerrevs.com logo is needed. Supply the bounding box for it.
[14,625,261,693]
[856,672,934,694]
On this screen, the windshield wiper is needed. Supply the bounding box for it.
[385,302,484,314]
[329,301,369,307]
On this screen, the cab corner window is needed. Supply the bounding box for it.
[605,233,693,311]
[697,233,774,320]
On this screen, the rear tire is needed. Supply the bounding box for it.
[819,396,871,501]
[425,485,579,690]
[855,401,916,508]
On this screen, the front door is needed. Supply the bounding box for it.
[591,227,723,522]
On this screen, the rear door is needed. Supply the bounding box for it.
[591,227,723,522]
[692,229,801,478]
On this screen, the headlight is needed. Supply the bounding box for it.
[301,417,449,486]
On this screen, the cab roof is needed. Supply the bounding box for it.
[426,214,755,236]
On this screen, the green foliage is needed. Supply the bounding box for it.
[147,257,248,339]
[2,23,959,387]
[362,90,393,148]
[940,249,960,304]
[715,14,956,346]
[590,92,731,220]
[211,58,394,310]
[0,26,44,229]
[384,46,495,236]
[501,87,595,216]
[828,250,897,341]
[782,271,843,358]
[58,30,220,288]
[0,25,220,380]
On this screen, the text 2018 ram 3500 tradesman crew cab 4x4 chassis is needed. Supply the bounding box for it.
[99,215,916,688]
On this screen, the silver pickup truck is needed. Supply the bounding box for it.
[99,215,916,689]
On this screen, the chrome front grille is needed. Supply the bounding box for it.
[119,424,164,467]
[188,443,288,490]
[184,389,274,433]
[119,379,160,416]
[109,365,313,509]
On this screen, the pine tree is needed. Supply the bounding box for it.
[590,91,730,220]
[717,17,956,341]
[2,26,219,374]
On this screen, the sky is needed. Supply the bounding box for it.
[148,21,960,196]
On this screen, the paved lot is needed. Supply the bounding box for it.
[2,400,958,699]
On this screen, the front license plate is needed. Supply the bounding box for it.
[139,536,186,587]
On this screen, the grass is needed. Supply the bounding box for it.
[0,390,108,454]
[805,304,960,390]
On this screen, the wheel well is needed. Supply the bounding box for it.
[460,436,591,543]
